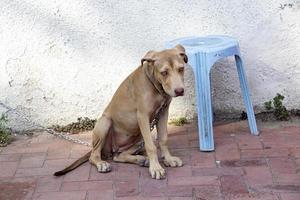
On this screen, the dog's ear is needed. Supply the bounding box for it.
[174,44,188,63]
[141,50,156,66]
[142,50,157,79]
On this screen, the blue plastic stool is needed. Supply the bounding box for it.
[166,35,259,151]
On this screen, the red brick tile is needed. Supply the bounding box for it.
[46,149,70,160]
[15,159,75,177]
[141,179,192,197]
[48,139,73,149]
[62,180,112,191]
[0,146,24,154]
[140,174,167,197]
[285,135,300,148]
[269,158,297,174]
[244,167,273,186]
[187,130,199,141]
[69,144,90,159]
[0,177,36,200]
[63,162,91,182]
[214,121,249,135]
[286,141,300,148]
[29,133,54,144]
[117,196,167,200]
[165,186,193,197]
[0,161,18,177]
[168,125,188,135]
[168,175,219,186]
[215,137,236,147]
[168,134,190,149]
[46,141,72,159]
[266,184,300,193]
[227,193,279,200]
[236,134,262,150]
[19,153,46,168]
[220,175,248,198]
[43,158,76,169]
[69,149,90,159]
[280,193,300,200]
[241,148,289,159]
[33,191,86,200]
[193,185,222,200]
[289,148,300,158]
[35,176,63,192]
[192,167,244,176]
[274,173,300,184]
[259,129,283,138]
[190,150,216,168]
[22,143,50,154]
[185,123,198,132]
[115,180,139,197]
[220,159,267,167]
[215,138,240,161]
[261,135,288,149]
[295,158,300,172]
[216,147,240,161]
[167,165,192,178]
[189,140,199,148]
[87,190,114,200]
[0,154,22,162]
[168,197,191,200]
[15,167,57,177]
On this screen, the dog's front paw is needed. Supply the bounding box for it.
[163,156,183,167]
[96,161,111,173]
[149,163,165,179]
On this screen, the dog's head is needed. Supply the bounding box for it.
[141,45,188,97]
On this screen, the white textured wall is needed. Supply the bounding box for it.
[0,0,299,131]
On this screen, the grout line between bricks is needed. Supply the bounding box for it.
[41,150,48,168]
[112,177,116,200]
[84,191,88,200]
[265,157,278,187]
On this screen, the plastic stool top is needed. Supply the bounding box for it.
[166,35,239,54]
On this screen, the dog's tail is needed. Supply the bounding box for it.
[53,151,91,176]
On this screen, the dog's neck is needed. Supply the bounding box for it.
[142,65,169,100]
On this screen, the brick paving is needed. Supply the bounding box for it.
[0,121,300,200]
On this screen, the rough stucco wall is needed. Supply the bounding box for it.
[0,0,299,131]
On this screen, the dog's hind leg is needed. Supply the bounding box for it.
[89,115,112,173]
[113,143,149,167]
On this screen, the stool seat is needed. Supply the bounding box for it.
[166,35,259,151]
[168,35,238,53]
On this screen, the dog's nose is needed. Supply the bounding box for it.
[174,88,184,96]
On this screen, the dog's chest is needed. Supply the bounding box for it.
[149,96,168,118]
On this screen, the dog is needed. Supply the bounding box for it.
[54,44,188,179]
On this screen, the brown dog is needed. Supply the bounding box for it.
[54,45,188,179]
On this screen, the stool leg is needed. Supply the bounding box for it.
[235,55,259,135]
[195,53,214,151]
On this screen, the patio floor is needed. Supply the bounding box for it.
[0,120,300,200]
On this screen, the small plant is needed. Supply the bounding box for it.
[51,117,96,134]
[168,117,189,126]
[264,93,289,121]
[0,114,12,146]
[264,101,273,111]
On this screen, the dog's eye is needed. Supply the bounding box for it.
[161,71,168,77]
[178,67,184,73]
